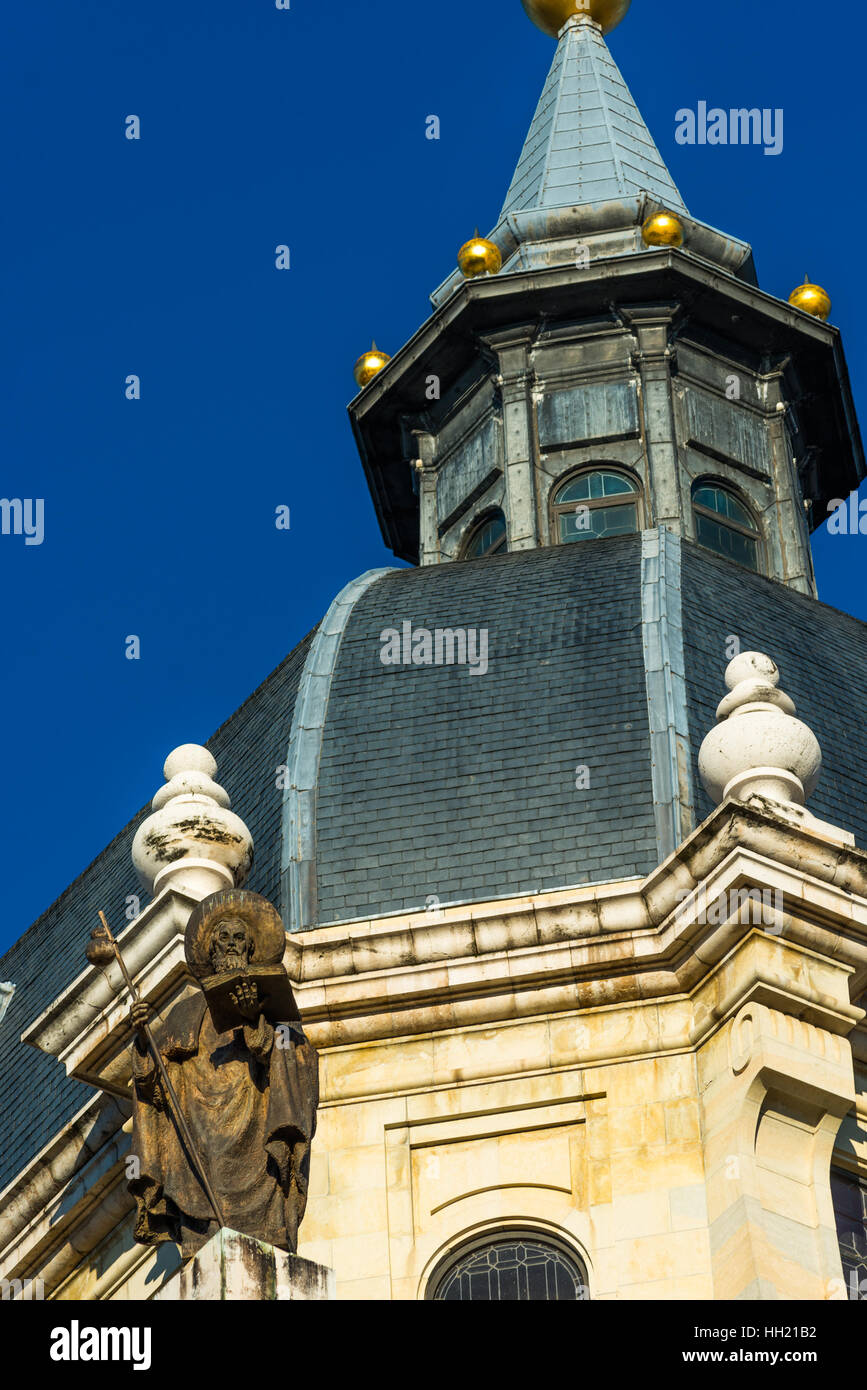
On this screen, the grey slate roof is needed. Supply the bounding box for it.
[500,19,687,220]
[680,544,867,844]
[0,630,314,1195]
[4,537,867,1199]
[312,540,658,922]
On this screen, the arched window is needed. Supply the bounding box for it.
[431,1235,588,1301]
[832,1169,867,1301]
[551,469,640,543]
[461,510,507,560]
[692,482,760,571]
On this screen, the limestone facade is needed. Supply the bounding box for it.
[3,795,866,1301]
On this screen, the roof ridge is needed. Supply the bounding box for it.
[499,18,685,221]
[585,25,628,200]
[535,27,569,210]
[207,623,319,743]
[0,626,319,964]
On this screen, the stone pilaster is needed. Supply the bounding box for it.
[629,309,680,528]
[761,367,816,596]
[413,431,439,567]
[486,331,539,551]
[699,999,855,1299]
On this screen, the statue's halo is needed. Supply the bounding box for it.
[185,889,287,979]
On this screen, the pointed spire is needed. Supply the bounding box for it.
[500,16,685,221]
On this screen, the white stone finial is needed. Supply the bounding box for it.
[0,982,15,1026]
[163,743,218,781]
[132,744,253,901]
[699,651,821,808]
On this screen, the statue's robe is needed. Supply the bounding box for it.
[129,993,318,1257]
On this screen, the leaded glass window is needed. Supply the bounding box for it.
[462,511,507,559]
[832,1169,867,1300]
[432,1237,587,1301]
[692,483,760,571]
[551,470,639,543]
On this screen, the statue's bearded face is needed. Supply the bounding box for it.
[209,917,252,973]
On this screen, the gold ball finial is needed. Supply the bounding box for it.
[521,0,631,37]
[788,276,831,322]
[641,210,685,249]
[353,342,391,389]
[458,232,502,280]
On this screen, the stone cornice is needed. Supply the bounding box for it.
[0,1092,129,1282]
[290,797,867,979]
[24,798,867,1079]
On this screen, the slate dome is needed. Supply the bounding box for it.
[2,7,866,1275]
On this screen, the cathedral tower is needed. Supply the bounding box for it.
[350,10,862,590]
[2,0,867,1305]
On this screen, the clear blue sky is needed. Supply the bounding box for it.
[1,0,864,951]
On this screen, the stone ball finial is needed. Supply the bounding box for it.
[699,651,821,808]
[724,651,779,689]
[164,744,217,780]
[132,744,253,902]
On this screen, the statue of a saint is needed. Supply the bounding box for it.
[128,890,318,1259]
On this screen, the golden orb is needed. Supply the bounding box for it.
[458,234,502,279]
[353,342,391,389]
[521,0,631,38]
[641,210,685,249]
[788,276,831,322]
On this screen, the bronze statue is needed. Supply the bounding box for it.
[126,890,318,1259]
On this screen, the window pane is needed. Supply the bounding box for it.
[695,512,759,569]
[433,1238,587,1301]
[556,475,591,503]
[559,501,637,543]
[693,485,755,531]
[600,472,634,497]
[832,1170,867,1300]
[693,485,720,513]
[556,471,636,505]
[464,512,506,559]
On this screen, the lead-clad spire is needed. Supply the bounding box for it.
[500,15,686,221]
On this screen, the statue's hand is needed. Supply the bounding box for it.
[129,1002,153,1062]
[130,1002,150,1036]
[242,1012,273,1060]
[229,979,260,1021]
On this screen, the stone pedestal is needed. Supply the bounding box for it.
[153,1228,335,1301]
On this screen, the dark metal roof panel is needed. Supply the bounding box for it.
[314,537,658,921]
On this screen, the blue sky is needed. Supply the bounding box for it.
[1,0,864,951]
